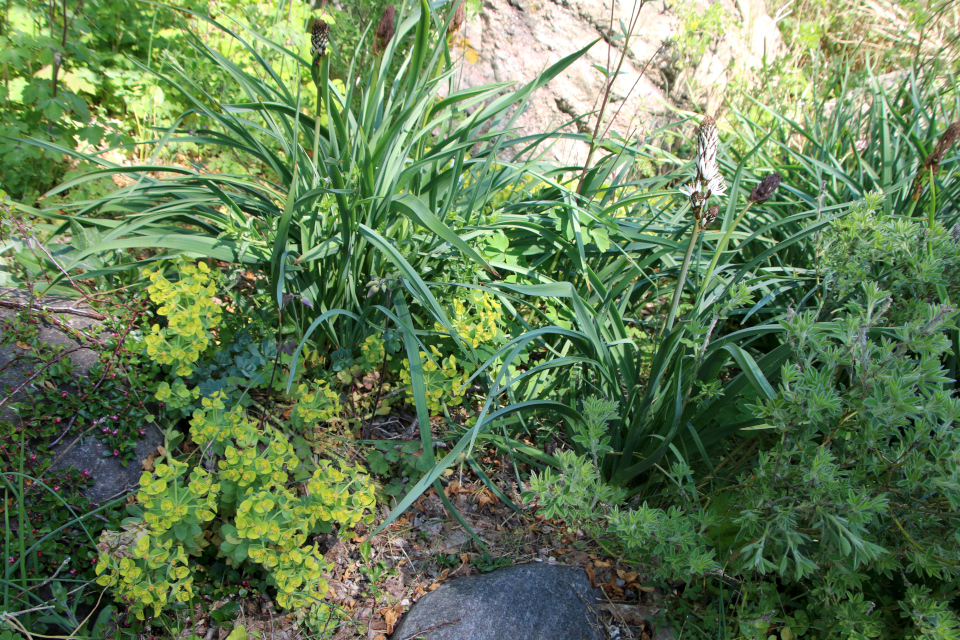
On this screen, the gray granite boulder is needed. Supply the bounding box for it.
[391,563,605,640]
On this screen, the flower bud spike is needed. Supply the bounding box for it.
[448,0,466,37]
[912,121,960,201]
[749,172,782,204]
[374,5,396,56]
[311,19,330,63]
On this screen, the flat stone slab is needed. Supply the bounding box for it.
[1,287,161,502]
[49,422,163,504]
[391,563,605,640]
[0,288,102,426]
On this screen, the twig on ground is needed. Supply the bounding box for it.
[398,618,463,640]
[0,299,107,320]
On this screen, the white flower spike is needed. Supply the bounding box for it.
[681,116,726,207]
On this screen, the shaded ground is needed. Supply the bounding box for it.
[175,454,664,640]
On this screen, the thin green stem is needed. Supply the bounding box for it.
[927,166,937,256]
[312,62,323,173]
[3,477,8,617]
[17,438,27,630]
[699,201,754,306]
[665,219,703,332]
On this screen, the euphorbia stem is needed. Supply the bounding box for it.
[664,218,703,333]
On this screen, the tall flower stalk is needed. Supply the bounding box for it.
[698,172,781,305]
[664,116,725,332]
[907,121,959,254]
[311,19,331,171]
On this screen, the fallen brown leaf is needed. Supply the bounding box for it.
[142,448,163,472]
[618,570,639,583]
[379,605,402,634]
[585,564,597,587]
[443,480,460,498]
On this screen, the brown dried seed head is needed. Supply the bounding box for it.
[690,190,706,213]
[374,5,396,56]
[448,0,466,35]
[702,205,720,230]
[749,172,782,204]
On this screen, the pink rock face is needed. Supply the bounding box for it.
[445,0,783,164]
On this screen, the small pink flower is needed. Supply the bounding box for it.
[53,485,60,491]
[54,417,61,423]
[111,430,118,436]
[82,470,90,477]
[112,449,119,456]
[61,391,68,398]
[29,454,36,461]
[111,415,118,421]
[7,557,14,565]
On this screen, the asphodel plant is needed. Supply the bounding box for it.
[665,116,726,332]
[19,0,593,346]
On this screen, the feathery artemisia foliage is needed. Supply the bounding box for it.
[680,116,726,215]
